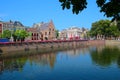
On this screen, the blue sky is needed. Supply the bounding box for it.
[0,0,111,31]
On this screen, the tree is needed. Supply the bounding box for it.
[59,0,120,25]
[19,30,29,41]
[13,30,28,42]
[59,0,120,17]
[109,24,120,39]
[90,20,110,38]
[2,30,11,39]
[55,30,59,38]
[59,0,87,14]
[90,19,120,39]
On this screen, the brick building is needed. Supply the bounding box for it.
[27,28,39,40]
[32,20,56,40]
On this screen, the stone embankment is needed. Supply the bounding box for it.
[0,40,105,57]
[105,40,120,46]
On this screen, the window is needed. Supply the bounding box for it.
[45,32,47,35]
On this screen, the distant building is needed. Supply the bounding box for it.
[59,26,88,40]
[13,21,25,30]
[0,22,3,34]
[2,21,14,32]
[32,20,56,40]
[1,20,25,33]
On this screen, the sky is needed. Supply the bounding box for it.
[0,0,111,31]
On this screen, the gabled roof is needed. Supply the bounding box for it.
[27,28,38,32]
[39,23,49,30]
[14,21,24,27]
[32,20,55,31]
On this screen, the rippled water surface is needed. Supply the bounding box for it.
[0,46,120,80]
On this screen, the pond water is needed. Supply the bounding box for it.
[0,45,120,80]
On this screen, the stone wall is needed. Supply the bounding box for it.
[105,40,120,46]
[0,40,105,58]
[0,40,88,54]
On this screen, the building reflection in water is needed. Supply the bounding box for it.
[0,45,120,75]
[0,46,90,74]
[0,59,4,74]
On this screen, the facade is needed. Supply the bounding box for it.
[0,22,3,34]
[2,21,14,31]
[2,20,25,32]
[0,20,26,41]
[59,26,88,40]
[33,20,56,40]
[13,21,25,31]
[27,28,39,40]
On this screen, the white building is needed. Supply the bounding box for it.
[59,26,88,40]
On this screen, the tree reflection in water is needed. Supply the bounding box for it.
[0,46,120,80]
[0,52,57,74]
[90,46,120,68]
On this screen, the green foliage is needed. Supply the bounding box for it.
[55,30,59,38]
[109,24,120,37]
[0,33,2,38]
[59,0,87,14]
[90,19,120,38]
[2,30,11,39]
[90,20,110,36]
[13,30,28,41]
[59,0,120,20]
[14,30,28,39]
[19,30,29,39]
[96,0,120,18]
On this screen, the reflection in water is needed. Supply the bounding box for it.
[0,46,120,80]
[0,52,57,74]
[29,52,57,69]
[90,46,120,68]
[0,57,27,73]
[0,47,89,74]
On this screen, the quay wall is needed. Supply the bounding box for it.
[0,40,105,57]
[0,40,87,53]
[105,40,120,46]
